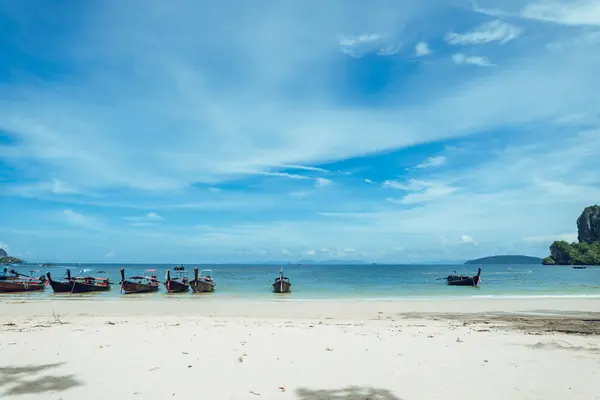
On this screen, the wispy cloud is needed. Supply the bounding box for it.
[62,209,104,231]
[383,179,457,204]
[105,251,115,258]
[277,164,330,173]
[446,20,521,45]
[364,178,375,184]
[124,212,164,222]
[339,34,382,57]
[521,0,600,26]
[523,233,578,243]
[415,156,447,169]
[315,177,333,187]
[452,53,495,67]
[457,235,477,245]
[414,41,431,57]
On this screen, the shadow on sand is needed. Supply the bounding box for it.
[0,362,83,396]
[296,386,403,400]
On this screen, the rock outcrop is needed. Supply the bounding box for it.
[577,205,600,244]
[544,205,600,265]
[0,248,6,258]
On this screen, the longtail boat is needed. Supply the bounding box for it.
[0,270,45,293]
[272,267,291,293]
[1,267,21,281]
[190,268,215,293]
[120,268,160,294]
[46,269,75,293]
[446,267,482,287]
[164,266,189,293]
[47,269,111,293]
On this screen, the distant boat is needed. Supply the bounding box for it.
[445,267,482,287]
[120,268,160,294]
[164,266,189,293]
[190,268,215,293]
[272,267,291,293]
[572,266,587,269]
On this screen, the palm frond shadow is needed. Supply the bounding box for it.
[296,386,403,400]
[0,362,82,396]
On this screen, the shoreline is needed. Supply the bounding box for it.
[2,296,599,319]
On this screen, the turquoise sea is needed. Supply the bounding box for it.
[2,263,599,300]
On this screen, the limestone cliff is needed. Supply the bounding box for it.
[544,205,600,265]
[577,205,600,244]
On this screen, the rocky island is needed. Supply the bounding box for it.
[0,248,24,265]
[543,205,600,265]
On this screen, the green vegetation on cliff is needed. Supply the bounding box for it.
[0,256,25,265]
[465,255,542,265]
[544,205,600,265]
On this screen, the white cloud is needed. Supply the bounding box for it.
[446,20,522,45]
[521,0,600,26]
[452,53,495,67]
[105,251,115,257]
[124,212,164,223]
[306,250,316,256]
[457,235,477,244]
[382,179,457,204]
[415,155,447,169]
[62,209,104,231]
[339,34,381,47]
[315,177,333,187]
[523,233,577,243]
[364,178,375,184]
[277,164,329,173]
[281,249,292,255]
[147,212,162,220]
[258,172,312,180]
[414,41,431,57]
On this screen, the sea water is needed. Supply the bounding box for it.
[2,263,599,300]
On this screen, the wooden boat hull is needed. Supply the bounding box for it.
[71,281,111,293]
[121,280,159,294]
[272,281,292,293]
[165,280,189,293]
[0,280,45,293]
[48,279,74,293]
[447,276,480,286]
[190,280,215,293]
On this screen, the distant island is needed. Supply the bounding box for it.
[0,255,25,265]
[465,255,542,265]
[543,205,600,265]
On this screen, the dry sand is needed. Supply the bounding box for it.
[1,297,599,399]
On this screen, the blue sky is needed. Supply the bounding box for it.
[1,0,600,263]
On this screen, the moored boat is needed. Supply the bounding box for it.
[120,268,160,294]
[1,267,20,281]
[47,269,111,293]
[46,269,75,293]
[0,270,45,293]
[190,268,215,293]
[272,267,291,293]
[446,267,482,287]
[164,266,189,293]
[572,266,587,269]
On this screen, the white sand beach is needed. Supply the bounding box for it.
[1,298,599,400]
